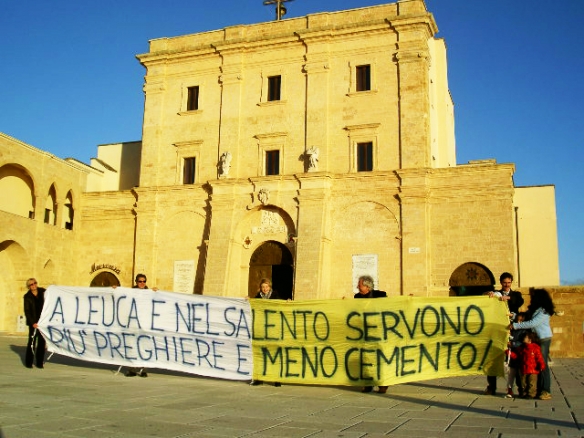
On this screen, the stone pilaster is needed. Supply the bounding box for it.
[394,18,435,169]
[294,173,333,299]
[139,76,167,188]
[133,188,159,284]
[217,50,244,178]
[202,182,240,296]
[396,168,431,295]
[299,33,331,172]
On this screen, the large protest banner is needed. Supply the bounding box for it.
[38,287,509,387]
[249,296,509,386]
[37,286,253,380]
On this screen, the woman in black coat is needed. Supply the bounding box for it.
[23,278,46,368]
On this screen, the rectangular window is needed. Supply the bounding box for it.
[267,76,281,101]
[186,86,199,111]
[356,65,371,92]
[357,142,373,171]
[265,150,280,175]
[183,157,196,184]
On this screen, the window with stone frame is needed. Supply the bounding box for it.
[267,75,281,101]
[357,142,373,171]
[356,65,371,92]
[186,86,200,111]
[265,150,280,175]
[183,157,196,184]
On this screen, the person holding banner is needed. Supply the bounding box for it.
[487,272,524,319]
[133,273,158,292]
[23,278,46,369]
[250,278,283,387]
[484,272,523,396]
[253,278,281,300]
[354,275,389,394]
[125,273,156,377]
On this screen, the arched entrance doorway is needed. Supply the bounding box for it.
[90,272,121,287]
[449,262,495,296]
[0,240,29,331]
[248,241,294,300]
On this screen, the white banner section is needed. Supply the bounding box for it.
[37,286,253,380]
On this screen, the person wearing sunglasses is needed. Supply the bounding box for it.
[23,278,46,369]
[126,273,156,377]
[133,273,157,290]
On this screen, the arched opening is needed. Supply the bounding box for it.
[90,272,121,287]
[44,184,57,225]
[0,164,35,218]
[0,240,30,331]
[62,191,74,230]
[449,262,495,296]
[248,240,293,300]
[43,258,56,287]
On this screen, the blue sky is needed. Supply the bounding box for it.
[2,1,583,284]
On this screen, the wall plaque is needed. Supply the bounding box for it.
[352,254,379,293]
[173,260,195,294]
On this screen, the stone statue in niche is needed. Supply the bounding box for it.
[305,146,319,172]
[218,151,232,177]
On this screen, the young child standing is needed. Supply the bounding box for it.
[517,331,546,399]
[505,312,528,398]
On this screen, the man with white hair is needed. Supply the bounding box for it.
[354,275,388,393]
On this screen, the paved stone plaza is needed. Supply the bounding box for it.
[0,334,582,437]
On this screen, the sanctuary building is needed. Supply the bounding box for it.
[0,0,559,332]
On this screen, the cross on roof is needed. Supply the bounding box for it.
[263,0,293,21]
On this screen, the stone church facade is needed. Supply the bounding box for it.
[0,0,559,332]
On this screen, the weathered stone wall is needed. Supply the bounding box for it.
[426,163,516,295]
[145,185,214,294]
[0,133,88,331]
[77,191,137,287]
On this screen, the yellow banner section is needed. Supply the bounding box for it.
[250,296,509,386]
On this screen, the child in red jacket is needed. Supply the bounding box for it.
[517,332,546,399]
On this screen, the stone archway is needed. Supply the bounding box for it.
[449,262,495,296]
[0,164,35,218]
[0,240,30,331]
[248,241,294,300]
[90,272,121,287]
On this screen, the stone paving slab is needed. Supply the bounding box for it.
[0,334,583,438]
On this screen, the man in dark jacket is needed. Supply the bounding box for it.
[23,278,46,368]
[354,275,388,393]
[354,275,387,299]
[484,272,524,396]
